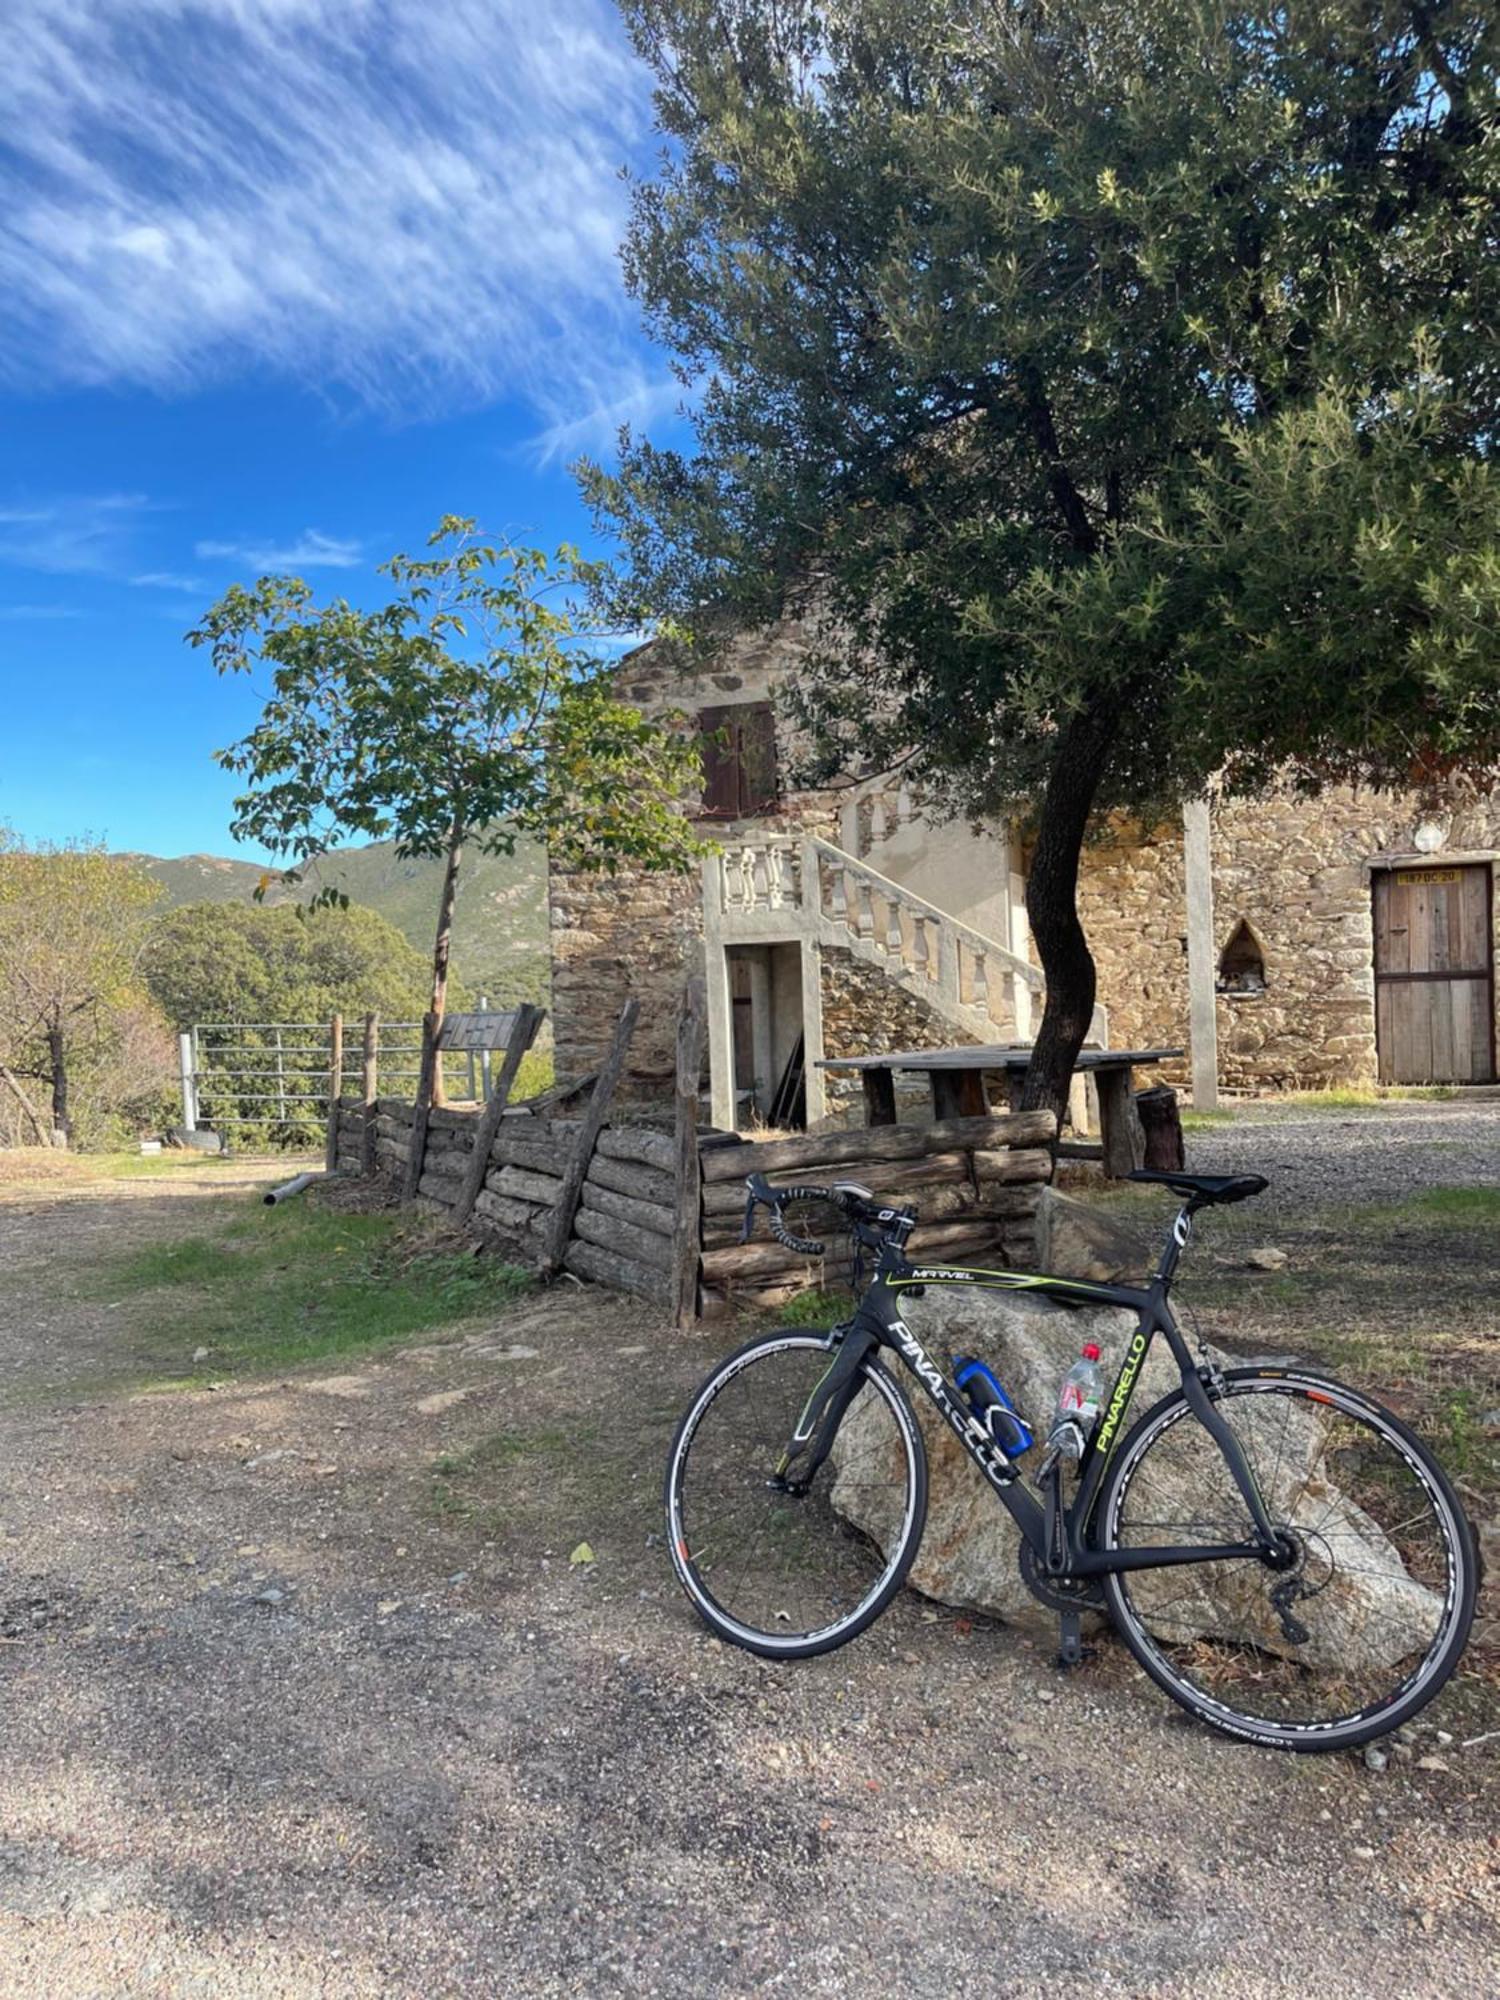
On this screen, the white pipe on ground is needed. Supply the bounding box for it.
[263,1170,326,1207]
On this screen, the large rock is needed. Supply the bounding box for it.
[1035,1188,1146,1283]
[830,1286,1442,1667]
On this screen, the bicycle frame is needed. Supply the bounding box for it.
[827,1204,1282,1580]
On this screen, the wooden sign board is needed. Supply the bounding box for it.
[438,1009,522,1052]
[1394,868,1462,886]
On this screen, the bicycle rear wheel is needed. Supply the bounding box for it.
[1098,1368,1477,1750]
[665,1329,927,1659]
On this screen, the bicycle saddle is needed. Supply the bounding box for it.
[1127,1170,1268,1205]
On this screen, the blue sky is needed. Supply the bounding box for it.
[0,0,683,861]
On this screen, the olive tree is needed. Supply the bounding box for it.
[582,0,1500,1116]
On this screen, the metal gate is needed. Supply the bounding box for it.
[179,1020,426,1139]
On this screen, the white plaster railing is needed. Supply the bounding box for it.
[806,837,1042,1033]
[701,833,1109,1127]
[706,834,1045,1041]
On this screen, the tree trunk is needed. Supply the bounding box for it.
[46,1021,71,1147]
[427,823,464,1110]
[0,1065,48,1146]
[1019,708,1119,1126]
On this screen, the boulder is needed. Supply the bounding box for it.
[1035,1187,1146,1283]
[831,1288,1145,1634]
[830,1286,1442,1667]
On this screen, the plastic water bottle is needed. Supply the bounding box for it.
[1051,1342,1106,1459]
[951,1355,1033,1458]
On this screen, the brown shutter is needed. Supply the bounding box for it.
[736,702,778,814]
[697,704,738,818]
[696,701,779,818]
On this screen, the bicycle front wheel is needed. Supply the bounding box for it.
[665,1330,927,1659]
[1098,1368,1477,1750]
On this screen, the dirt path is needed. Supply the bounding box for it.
[0,1167,1495,1997]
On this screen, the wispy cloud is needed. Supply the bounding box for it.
[130,570,203,592]
[527,372,689,468]
[195,531,363,572]
[0,1,665,434]
[0,493,155,575]
[0,602,85,621]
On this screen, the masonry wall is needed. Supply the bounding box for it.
[1080,784,1500,1092]
[549,622,838,1104]
[819,944,967,1125]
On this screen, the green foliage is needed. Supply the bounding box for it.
[143,899,451,1030]
[583,2,1500,1106]
[588,1,1500,817]
[192,517,705,885]
[94,1201,533,1381]
[135,837,550,1009]
[0,836,176,1147]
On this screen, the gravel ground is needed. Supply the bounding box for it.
[1188,1096,1500,1208]
[0,1152,1496,1997]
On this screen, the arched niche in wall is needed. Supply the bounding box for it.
[1217,917,1267,995]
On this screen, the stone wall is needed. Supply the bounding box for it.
[1080,783,1500,1092]
[1074,820,1189,1077]
[549,623,841,1103]
[819,944,971,1124]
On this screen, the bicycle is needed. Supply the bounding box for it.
[664,1168,1478,1751]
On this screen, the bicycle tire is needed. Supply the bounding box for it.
[664,1328,928,1659]
[1097,1367,1478,1751]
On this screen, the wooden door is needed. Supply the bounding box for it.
[1373,864,1495,1084]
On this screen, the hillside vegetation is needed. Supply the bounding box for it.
[128,834,548,1006]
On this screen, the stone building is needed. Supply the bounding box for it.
[549,622,1499,1126]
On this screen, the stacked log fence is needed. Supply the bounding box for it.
[693,1111,1056,1319]
[332,991,1054,1323]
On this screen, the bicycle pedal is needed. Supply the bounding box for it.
[1055,1610,1093,1671]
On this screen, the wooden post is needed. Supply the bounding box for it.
[360,1014,380,1177]
[1095,1065,1146,1177]
[454,1003,545,1227]
[931,1067,987,1121]
[541,999,640,1276]
[324,1013,343,1173]
[672,981,707,1327]
[403,1011,440,1201]
[862,1068,897,1127]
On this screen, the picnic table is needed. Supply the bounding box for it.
[816,1044,1184,1177]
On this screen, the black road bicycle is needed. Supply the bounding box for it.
[665,1170,1478,1751]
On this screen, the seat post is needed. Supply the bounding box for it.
[1153,1200,1199,1287]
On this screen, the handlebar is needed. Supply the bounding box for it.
[740,1172,917,1259]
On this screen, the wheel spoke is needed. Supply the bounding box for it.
[671,1336,920,1649]
[1105,1376,1469,1742]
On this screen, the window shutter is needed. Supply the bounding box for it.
[736,702,779,814]
[696,701,779,818]
[697,705,738,817]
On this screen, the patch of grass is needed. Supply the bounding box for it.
[1274,1084,1459,1112]
[1181,1108,1237,1132]
[427,1413,667,1555]
[1379,1186,1500,1225]
[1433,1388,1499,1482]
[768,1287,852,1328]
[91,1201,532,1380]
[1280,1087,1386,1111]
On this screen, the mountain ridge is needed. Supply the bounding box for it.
[125,837,549,1006]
